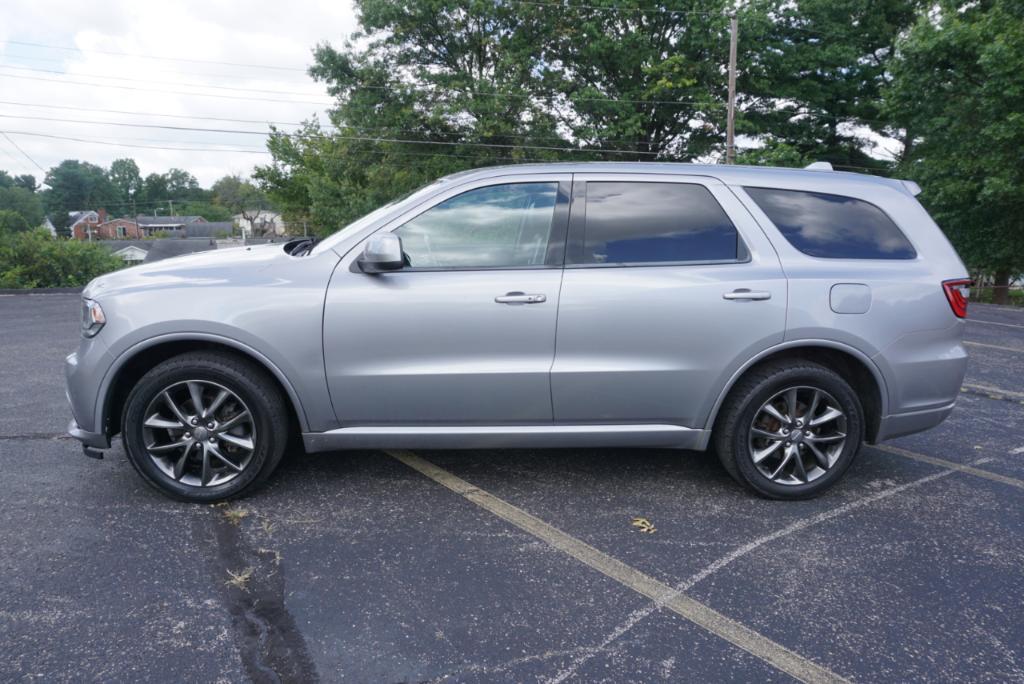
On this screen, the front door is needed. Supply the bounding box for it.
[550,174,787,428]
[323,176,571,425]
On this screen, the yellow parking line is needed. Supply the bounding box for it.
[964,340,1024,354]
[962,382,1024,401]
[387,449,849,684]
[874,444,1024,491]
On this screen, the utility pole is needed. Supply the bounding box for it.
[726,13,738,165]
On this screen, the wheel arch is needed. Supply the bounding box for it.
[705,340,889,444]
[97,333,310,440]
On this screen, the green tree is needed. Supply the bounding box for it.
[737,0,919,170]
[886,0,1024,302]
[176,201,234,222]
[0,185,44,227]
[0,228,123,288]
[258,2,563,232]
[42,160,116,236]
[0,171,37,192]
[211,174,268,231]
[108,158,143,207]
[0,209,30,235]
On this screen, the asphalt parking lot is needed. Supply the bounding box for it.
[1,293,1022,683]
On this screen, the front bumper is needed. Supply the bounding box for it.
[67,418,111,449]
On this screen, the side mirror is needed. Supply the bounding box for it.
[357,233,405,273]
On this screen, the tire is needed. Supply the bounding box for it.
[121,351,290,503]
[713,360,864,500]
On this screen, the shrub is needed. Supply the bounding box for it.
[0,209,30,235]
[0,229,124,289]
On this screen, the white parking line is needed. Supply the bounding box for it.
[547,464,965,683]
[969,318,1024,330]
[964,340,1024,354]
[388,449,849,684]
[874,444,1024,491]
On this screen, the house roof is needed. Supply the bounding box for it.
[69,210,98,226]
[182,221,234,237]
[111,245,149,259]
[97,239,152,253]
[136,215,206,227]
[143,239,218,263]
[98,218,137,227]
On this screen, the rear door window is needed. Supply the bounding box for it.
[577,182,741,265]
[744,187,916,259]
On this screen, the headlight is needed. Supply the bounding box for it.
[81,298,106,338]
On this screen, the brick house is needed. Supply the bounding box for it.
[69,210,102,240]
[96,218,144,239]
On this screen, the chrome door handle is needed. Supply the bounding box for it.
[495,292,547,304]
[723,289,771,301]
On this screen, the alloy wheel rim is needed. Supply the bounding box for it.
[142,380,256,487]
[747,385,847,486]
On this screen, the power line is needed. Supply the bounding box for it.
[0,40,308,72]
[505,2,723,17]
[0,130,45,171]
[0,101,684,152]
[0,118,665,157]
[0,138,33,175]
[1,130,270,154]
[0,99,310,128]
[0,51,314,83]
[0,73,333,106]
[0,64,328,98]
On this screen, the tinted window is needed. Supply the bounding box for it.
[581,182,739,264]
[396,182,558,268]
[744,187,916,259]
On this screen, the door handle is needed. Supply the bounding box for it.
[495,292,547,304]
[723,289,771,301]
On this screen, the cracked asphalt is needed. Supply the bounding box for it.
[1,293,1022,683]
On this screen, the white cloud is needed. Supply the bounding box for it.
[0,0,358,194]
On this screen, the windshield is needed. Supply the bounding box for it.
[311,180,447,255]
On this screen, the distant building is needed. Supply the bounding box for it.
[92,218,144,240]
[110,243,149,265]
[143,239,218,263]
[70,210,104,240]
[178,221,235,239]
[234,211,287,238]
[135,215,207,237]
[98,238,219,264]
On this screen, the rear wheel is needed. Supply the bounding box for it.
[121,351,289,503]
[714,361,863,499]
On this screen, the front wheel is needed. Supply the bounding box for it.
[121,351,290,503]
[714,361,864,500]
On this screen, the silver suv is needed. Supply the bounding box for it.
[65,162,970,502]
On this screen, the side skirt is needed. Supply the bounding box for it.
[302,424,710,453]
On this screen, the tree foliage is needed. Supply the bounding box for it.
[0,228,123,288]
[887,0,1024,295]
[41,160,116,235]
[0,209,30,235]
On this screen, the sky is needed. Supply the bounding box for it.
[0,0,358,188]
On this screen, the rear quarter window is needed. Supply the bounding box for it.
[744,187,916,259]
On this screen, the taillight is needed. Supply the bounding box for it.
[942,279,971,318]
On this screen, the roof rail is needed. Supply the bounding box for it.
[804,161,834,171]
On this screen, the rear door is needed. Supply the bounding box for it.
[550,173,787,428]
[323,174,571,425]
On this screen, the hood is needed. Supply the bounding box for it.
[84,243,287,299]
